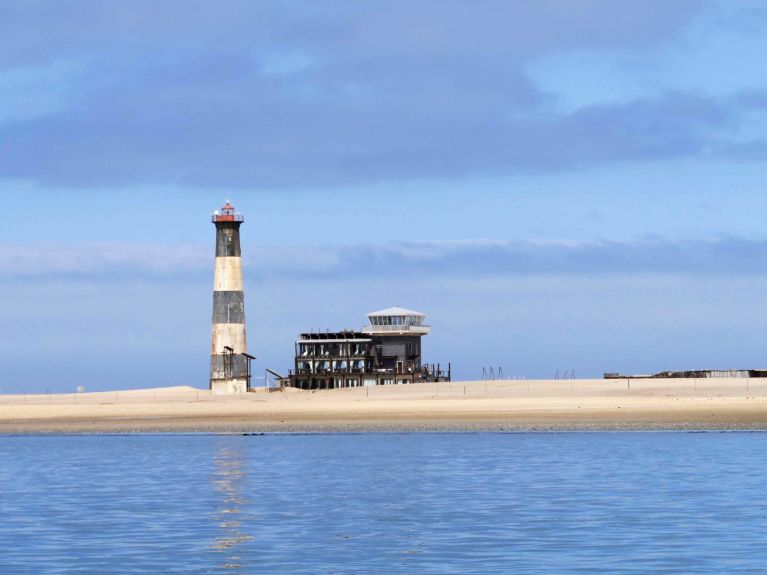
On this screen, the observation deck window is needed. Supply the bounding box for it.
[370,315,424,327]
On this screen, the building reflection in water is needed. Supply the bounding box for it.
[209,439,254,572]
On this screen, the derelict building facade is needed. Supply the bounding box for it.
[287,307,450,389]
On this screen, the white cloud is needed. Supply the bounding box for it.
[2,237,766,280]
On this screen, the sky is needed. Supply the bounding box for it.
[2,1,767,392]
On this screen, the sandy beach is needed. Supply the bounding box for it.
[1,378,767,433]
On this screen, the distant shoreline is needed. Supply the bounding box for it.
[2,379,767,434]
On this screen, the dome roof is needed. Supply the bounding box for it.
[367,306,426,317]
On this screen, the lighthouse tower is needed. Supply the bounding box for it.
[210,201,250,394]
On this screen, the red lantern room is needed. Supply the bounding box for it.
[212,200,245,223]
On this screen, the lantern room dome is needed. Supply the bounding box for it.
[212,200,244,223]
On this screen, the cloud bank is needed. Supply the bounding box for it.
[5,0,761,189]
[2,237,766,280]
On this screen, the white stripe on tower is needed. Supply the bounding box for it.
[210,201,249,394]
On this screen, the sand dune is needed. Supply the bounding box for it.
[1,378,766,433]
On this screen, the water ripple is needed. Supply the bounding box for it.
[0,433,765,574]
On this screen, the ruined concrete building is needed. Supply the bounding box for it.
[286,307,451,389]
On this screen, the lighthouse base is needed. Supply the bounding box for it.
[210,378,248,395]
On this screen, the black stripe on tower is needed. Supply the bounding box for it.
[212,291,245,324]
[210,355,249,380]
[215,221,242,257]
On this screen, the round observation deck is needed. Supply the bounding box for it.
[363,306,431,335]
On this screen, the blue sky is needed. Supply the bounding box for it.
[2,1,767,392]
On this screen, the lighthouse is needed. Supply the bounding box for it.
[210,201,252,394]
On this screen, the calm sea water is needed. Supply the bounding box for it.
[1,432,766,574]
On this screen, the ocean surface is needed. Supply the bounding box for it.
[1,432,765,574]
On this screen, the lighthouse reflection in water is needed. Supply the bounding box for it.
[210,441,253,572]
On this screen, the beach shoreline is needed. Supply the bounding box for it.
[2,379,767,434]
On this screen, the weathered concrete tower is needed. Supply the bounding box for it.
[210,201,251,394]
